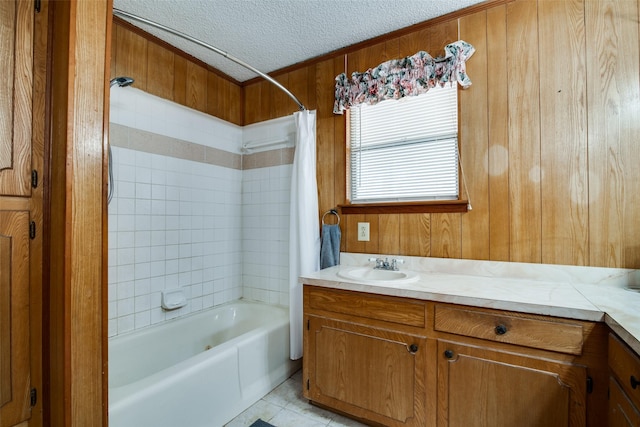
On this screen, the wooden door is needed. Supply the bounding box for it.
[437,340,586,427]
[610,376,640,427]
[0,0,33,196]
[0,211,31,426]
[305,315,427,427]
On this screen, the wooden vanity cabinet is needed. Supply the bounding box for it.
[303,286,430,427]
[436,340,587,427]
[609,333,640,427]
[303,286,607,427]
[434,304,606,427]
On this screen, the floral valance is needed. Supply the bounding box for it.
[333,40,475,114]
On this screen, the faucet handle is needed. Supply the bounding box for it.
[390,258,404,271]
[368,257,385,269]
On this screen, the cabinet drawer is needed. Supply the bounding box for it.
[434,305,584,355]
[306,286,426,328]
[609,333,640,410]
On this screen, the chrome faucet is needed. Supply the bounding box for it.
[368,257,404,271]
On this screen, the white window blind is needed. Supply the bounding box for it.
[349,85,459,204]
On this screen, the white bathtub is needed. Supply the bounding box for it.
[108,300,300,427]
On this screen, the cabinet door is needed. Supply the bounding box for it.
[305,316,428,427]
[0,0,33,196]
[0,211,31,426]
[437,340,586,427]
[610,376,640,427]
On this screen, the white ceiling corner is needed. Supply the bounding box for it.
[112,0,486,82]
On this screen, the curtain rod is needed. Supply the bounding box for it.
[112,8,306,111]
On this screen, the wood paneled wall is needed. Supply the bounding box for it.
[244,0,640,269]
[112,0,640,269]
[111,20,243,126]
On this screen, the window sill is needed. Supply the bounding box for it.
[338,200,470,215]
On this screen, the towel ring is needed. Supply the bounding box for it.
[322,209,340,225]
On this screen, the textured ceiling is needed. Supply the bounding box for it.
[113,0,485,82]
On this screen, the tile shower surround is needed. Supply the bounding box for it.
[108,90,296,337]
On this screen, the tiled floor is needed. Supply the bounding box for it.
[225,370,368,427]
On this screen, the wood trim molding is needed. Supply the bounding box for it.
[48,1,110,425]
[339,200,470,215]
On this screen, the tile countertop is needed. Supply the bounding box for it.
[300,253,640,355]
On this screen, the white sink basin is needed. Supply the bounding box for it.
[337,267,420,284]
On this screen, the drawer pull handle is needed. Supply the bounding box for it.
[631,375,640,390]
[444,349,454,359]
[495,324,508,335]
[408,344,419,354]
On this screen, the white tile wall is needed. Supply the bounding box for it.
[108,146,243,337]
[108,88,295,337]
[242,165,292,306]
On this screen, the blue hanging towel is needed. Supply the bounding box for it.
[320,223,341,269]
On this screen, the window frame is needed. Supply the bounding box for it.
[340,87,469,215]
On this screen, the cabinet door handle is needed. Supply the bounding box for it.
[495,324,508,335]
[631,375,640,390]
[408,344,418,354]
[444,349,454,359]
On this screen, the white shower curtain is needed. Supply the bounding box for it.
[289,109,320,360]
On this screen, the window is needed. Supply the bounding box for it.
[348,84,459,205]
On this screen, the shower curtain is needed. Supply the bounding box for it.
[289,109,320,360]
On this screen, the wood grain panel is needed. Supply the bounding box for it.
[486,5,510,261]
[228,80,243,125]
[379,214,400,255]
[364,213,380,254]
[0,0,33,197]
[333,56,347,213]
[437,340,584,427]
[185,61,207,112]
[399,214,430,257]
[48,1,110,424]
[344,214,365,253]
[506,0,542,263]
[173,55,187,105]
[434,305,584,355]
[609,333,640,410]
[243,82,261,125]
[271,74,290,119]
[459,10,490,261]
[288,66,309,111]
[110,23,116,81]
[0,0,16,170]
[539,0,589,266]
[397,20,459,59]
[586,0,640,268]
[146,42,174,99]
[31,2,47,423]
[0,211,30,426]
[431,213,461,258]
[114,24,147,91]
[206,70,221,118]
[258,80,271,123]
[71,2,110,424]
[347,41,389,75]
[308,286,426,327]
[316,59,337,225]
[0,234,11,407]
